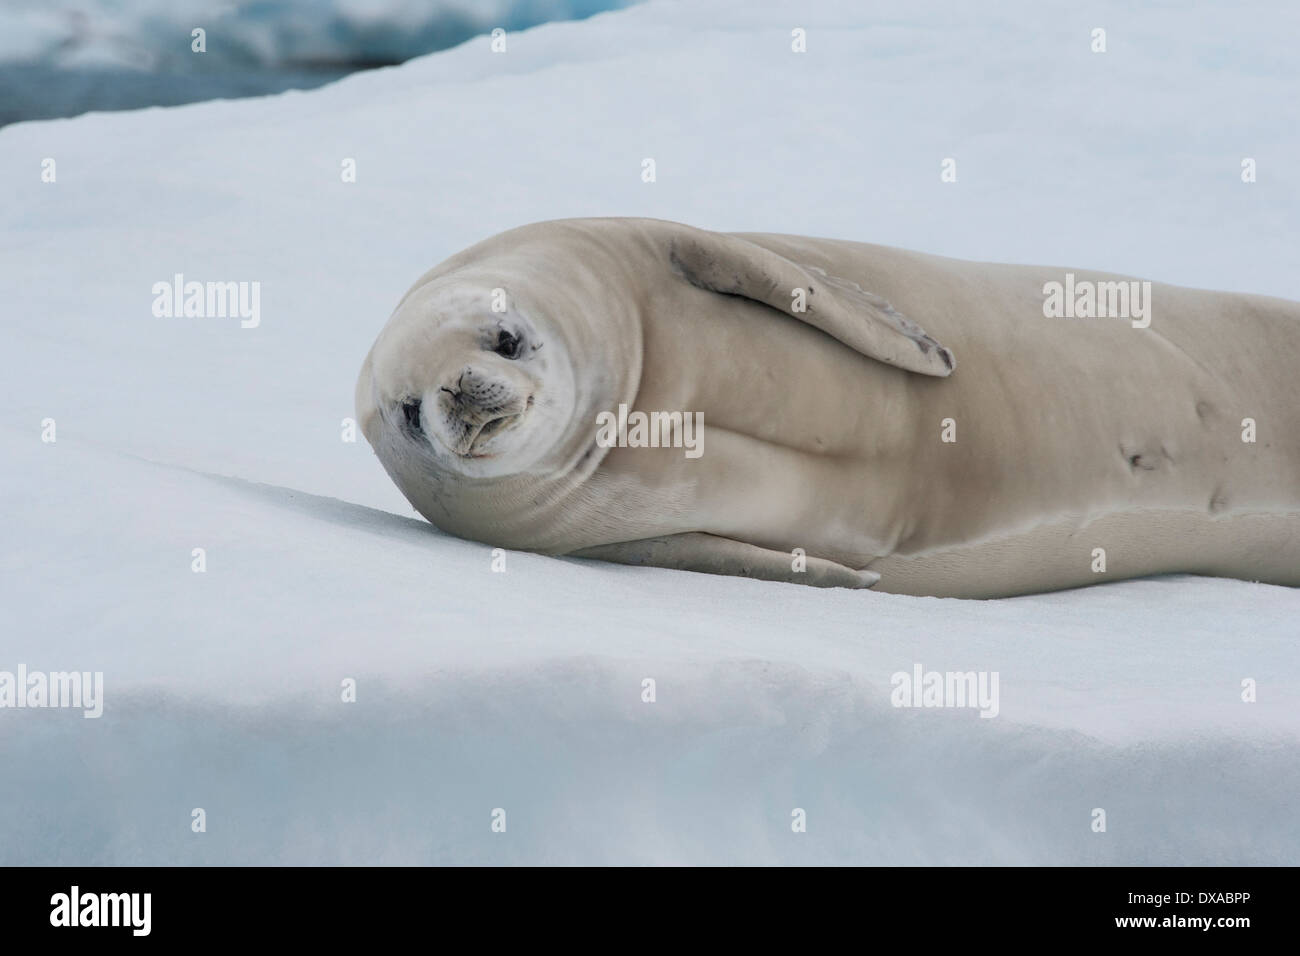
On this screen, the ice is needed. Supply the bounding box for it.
[2,0,1297,864]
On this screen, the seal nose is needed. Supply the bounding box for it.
[449,367,512,418]
[456,368,495,404]
[440,367,529,456]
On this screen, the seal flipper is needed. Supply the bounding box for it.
[568,533,880,589]
[663,225,954,377]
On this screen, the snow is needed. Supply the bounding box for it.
[2,0,1298,864]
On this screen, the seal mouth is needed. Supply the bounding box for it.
[454,395,534,458]
[460,412,520,457]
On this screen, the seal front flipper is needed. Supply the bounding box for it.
[661,223,955,376]
[568,533,880,589]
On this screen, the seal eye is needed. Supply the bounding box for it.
[494,329,522,359]
[402,398,423,432]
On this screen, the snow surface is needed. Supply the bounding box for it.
[1,0,1298,864]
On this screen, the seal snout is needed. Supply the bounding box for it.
[435,365,532,458]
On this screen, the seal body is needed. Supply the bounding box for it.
[357,218,1300,597]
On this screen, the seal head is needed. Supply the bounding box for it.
[361,280,575,480]
[356,222,647,547]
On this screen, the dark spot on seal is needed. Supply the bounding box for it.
[1195,400,1214,422]
[1121,442,1159,472]
[1209,488,1228,514]
[1118,442,1170,470]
